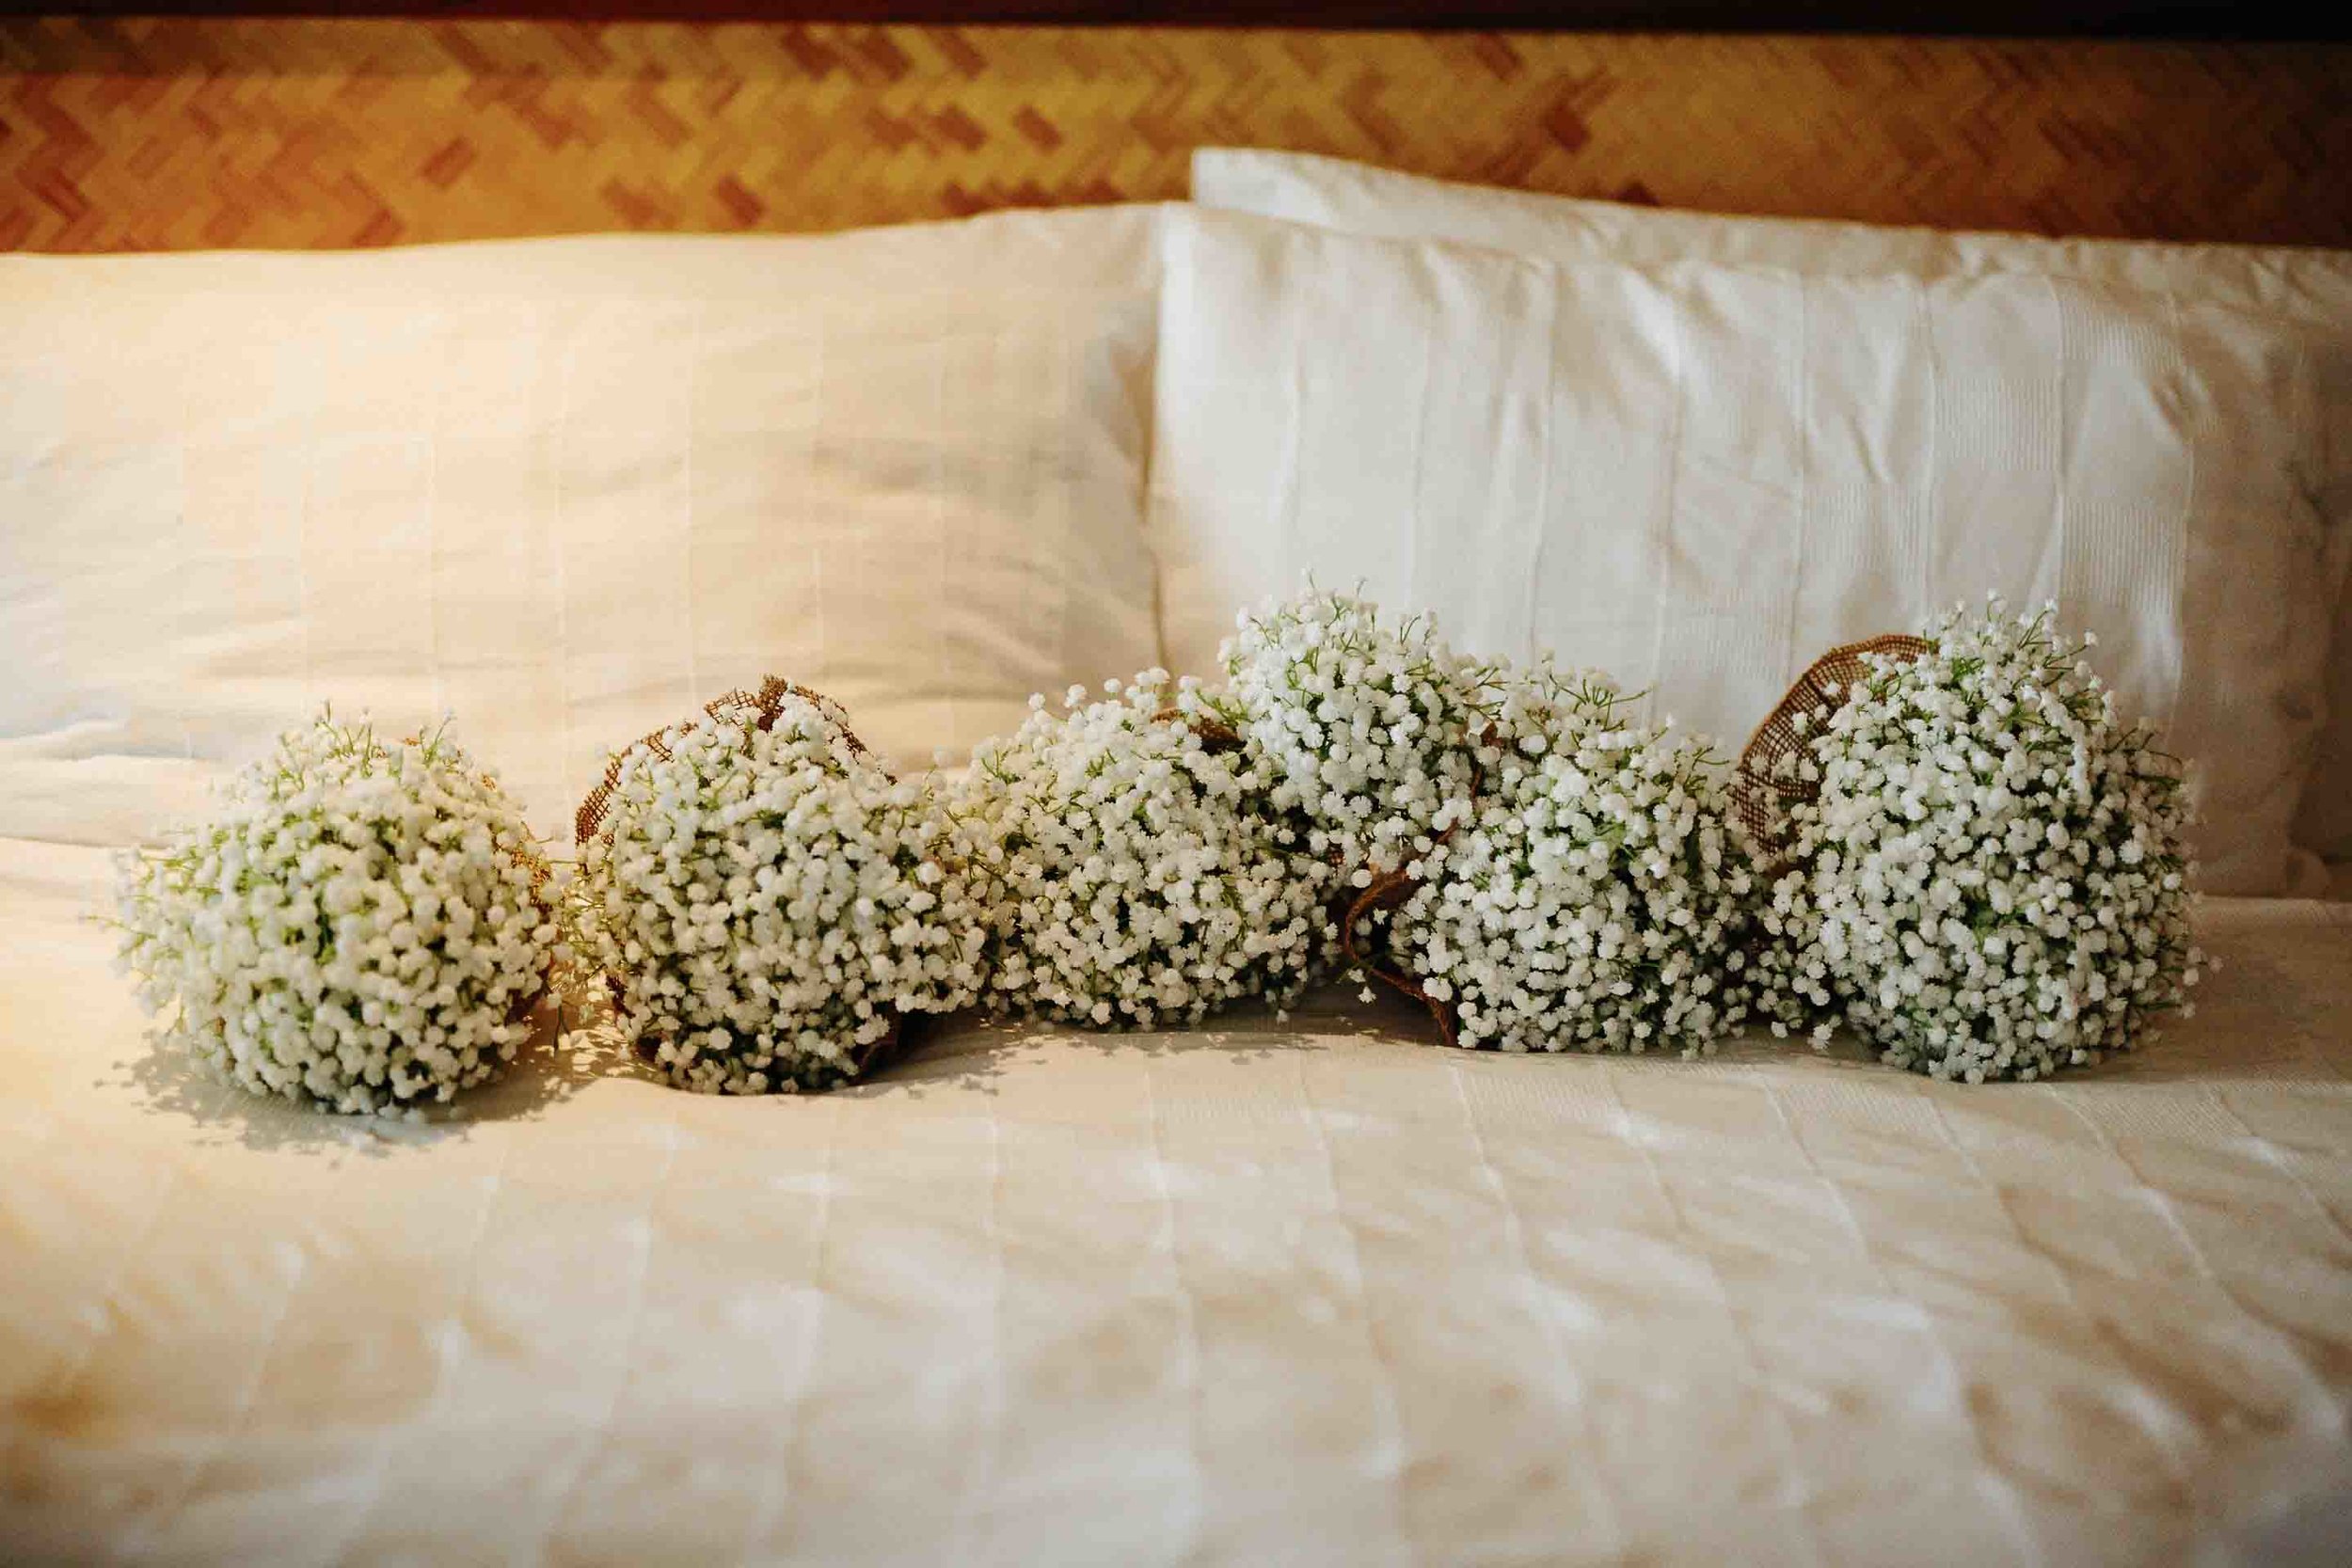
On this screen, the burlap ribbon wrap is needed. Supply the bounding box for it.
[1339,736,1495,1051]
[1730,635,1931,873]
[1151,706,1245,756]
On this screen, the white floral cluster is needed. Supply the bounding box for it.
[1389,663,1757,1056]
[113,712,560,1117]
[579,693,985,1094]
[1755,602,2202,1082]
[1222,590,1496,887]
[953,672,1338,1027]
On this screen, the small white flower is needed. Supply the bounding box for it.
[954,670,1339,1028]
[1752,601,2202,1081]
[1221,588,1497,884]
[1385,660,1757,1059]
[578,691,984,1094]
[112,711,561,1117]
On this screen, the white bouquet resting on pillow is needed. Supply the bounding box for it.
[112,711,561,1118]
[1756,601,2204,1082]
[580,690,985,1094]
[1221,587,1496,889]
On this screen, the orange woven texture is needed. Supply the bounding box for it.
[3,19,2347,251]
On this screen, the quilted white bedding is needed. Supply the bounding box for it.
[6,835,2349,1565]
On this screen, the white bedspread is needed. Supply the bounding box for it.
[5,836,2348,1565]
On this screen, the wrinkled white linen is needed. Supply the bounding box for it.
[5,837,2348,1564]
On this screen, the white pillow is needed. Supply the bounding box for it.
[1147,206,2352,895]
[1193,149,2352,874]
[0,206,1167,847]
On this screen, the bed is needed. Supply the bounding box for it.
[4,10,2350,1565]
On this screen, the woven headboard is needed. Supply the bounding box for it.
[2,17,2346,251]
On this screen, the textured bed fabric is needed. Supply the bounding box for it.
[1190,149,2352,882]
[1145,205,2352,897]
[5,836,2349,1565]
[0,206,1166,848]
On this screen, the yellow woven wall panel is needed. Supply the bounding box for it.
[2,18,2346,251]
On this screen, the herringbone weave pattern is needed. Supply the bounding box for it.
[2,19,2346,251]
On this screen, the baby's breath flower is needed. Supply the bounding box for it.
[1754,601,2202,1083]
[1388,660,1756,1057]
[112,711,559,1117]
[954,670,1338,1027]
[579,692,984,1094]
[1221,588,1497,882]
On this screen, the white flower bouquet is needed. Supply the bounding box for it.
[113,711,561,1117]
[1221,589,1496,888]
[1751,602,2203,1082]
[1385,662,1757,1056]
[114,594,2207,1108]
[576,681,986,1094]
[954,671,1337,1027]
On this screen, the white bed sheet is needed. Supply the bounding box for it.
[4,836,2349,1565]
